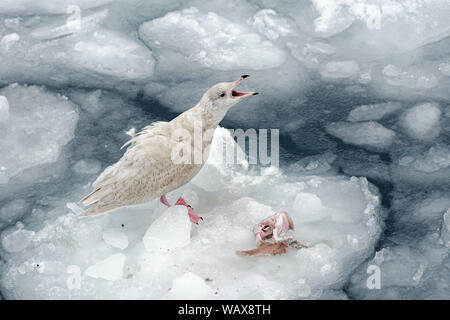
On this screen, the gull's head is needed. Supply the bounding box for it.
[201,75,258,115]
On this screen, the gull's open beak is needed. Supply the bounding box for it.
[232,75,258,98]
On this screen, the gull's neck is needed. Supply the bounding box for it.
[175,100,227,132]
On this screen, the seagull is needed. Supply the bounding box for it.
[81,75,257,223]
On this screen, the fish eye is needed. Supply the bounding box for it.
[220,92,226,97]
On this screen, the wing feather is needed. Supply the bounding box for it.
[81,119,201,213]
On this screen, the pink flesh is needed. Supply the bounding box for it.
[253,212,292,244]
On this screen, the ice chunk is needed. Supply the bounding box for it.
[85,253,126,281]
[143,206,191,252]
[0,199,28,230]
[312,0,355,37]
[0,0,113,14]
[165,272,213,299]
[398,145,450,173]
[326,121,396,151]
[0,96,9,123]
[0,119,382,299]
[297,279,312,298]
[139,7,285,70]
[191,127,248,192]
[291,192,328,223]
[441,209,450,247]
[102,228,128,250]
[0,171,382,299]
[320,61,360,79]
[392,145,450,184]
[249,9,297,40]
[289,152,337,175]
[0,33,19,50]
[0,26,155,87]
[439,63,450,76]
[348,242,448,299]
[1,224,35,253]
[288,41,336,69]
[348,102,402,122]
[348,190,450,299]
[400,103,441,141]
[66,203,85,216]
[63,30,155,80]
[29,9,109,41]
[0,84,78,183]
[383,65,439,90]
[313,0,450,54]
[72,159,102,175]
[181,190,199,208]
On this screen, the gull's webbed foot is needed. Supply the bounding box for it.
[175,197,203,224]
[160,195,203,224]
[160,195,171,207]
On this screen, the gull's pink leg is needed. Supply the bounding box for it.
[175,197,203,224]
[160,195,171,207]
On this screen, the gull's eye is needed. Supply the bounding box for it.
[220,92,226,97]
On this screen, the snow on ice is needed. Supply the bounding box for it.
[0,84,78,184]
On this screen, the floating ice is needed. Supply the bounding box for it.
[291,192,327,223]
[102,228,128,250]
[0,96,9,123]
[383,65,439,90]
[312,0,450,53]
[191,127,248,192]
[181,190,199,208]
[0,127,382,299]
[0,33,19,49]
[0,0,113,14]
[165,272,213,299]
[348,193,450,299]
[0,23,155,87]
[85,253,126,281]
[439,63,450,76]
[398,145,450,174]
[139,7,285,71]
[0,84,78,184]
[1,224,34,253]
[320,61,360,79]
[441,209,450,247]
[348,102,402,122]
[289,152,337,175]
[72,159,102,176]
[312,0,355,37]
[400,103,441,141]
[142,206,191,252]
[249,9,297,40]
[392,145,450,185]
[288,41,336,70]
[326,121,396,151]
[29,9,109,41]
[0,199,28,230]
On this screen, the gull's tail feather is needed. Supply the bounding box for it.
[81,187,102,206]
[82,203,121,217]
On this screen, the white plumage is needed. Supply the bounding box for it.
[81,76,257,216]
